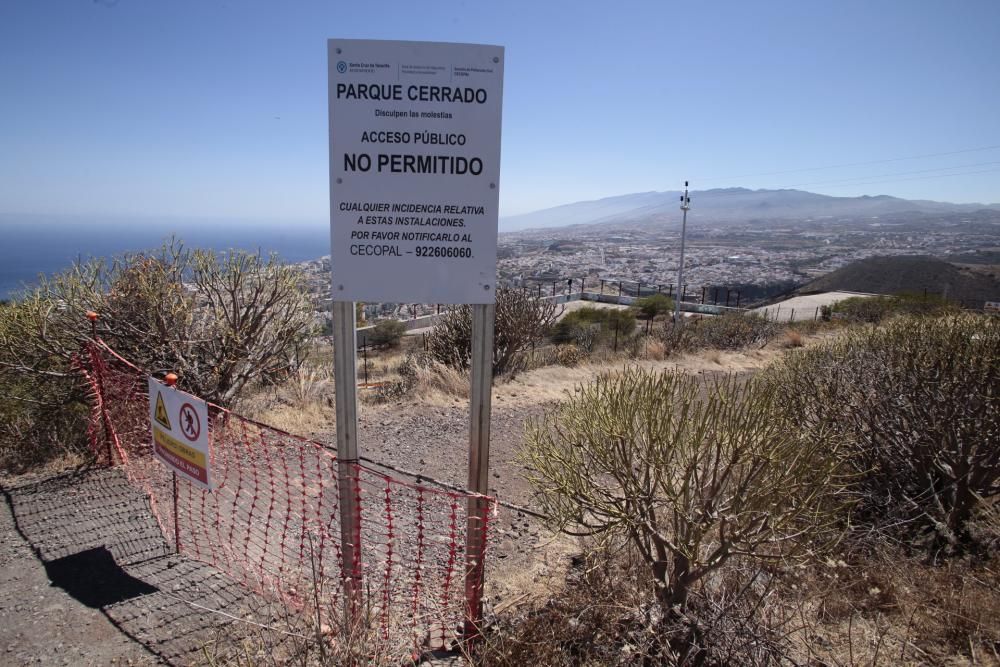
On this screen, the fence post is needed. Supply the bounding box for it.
[736,291,741,308]
[85,311,116,467]
[668,284,674,298]
[790,308,795,322]
[618,281,623,297]
[465,303,495,640]
[331,300,362,620]
[164,372,182,554]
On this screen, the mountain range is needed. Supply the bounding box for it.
[499,188,1000,232]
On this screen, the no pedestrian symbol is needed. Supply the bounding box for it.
[179,403,200,442]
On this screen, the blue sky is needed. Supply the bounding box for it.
[1,0,998,224]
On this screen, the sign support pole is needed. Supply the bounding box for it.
[464,302,495,640]
[331,300,362,621]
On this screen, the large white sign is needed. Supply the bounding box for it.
[148,377,212,490]
[328,39,504,304]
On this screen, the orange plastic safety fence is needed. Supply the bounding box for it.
[73,340,494,655]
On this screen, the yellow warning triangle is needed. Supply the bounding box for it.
[154,392,171,430]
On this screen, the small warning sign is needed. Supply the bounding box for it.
[148,376,211,490]
[154,392,171,430]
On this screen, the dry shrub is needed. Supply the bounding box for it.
[480,547,793,666]
[242,365,334,436]
[554,344,585,367]
[773,542,1000,666]
[644,337,667,361]
[765,313,1000,554]
[834,293,959,324]
[521,369,849,661]
[368,353,467,403]
[782,329,804,348]
[689,312,781,350]
[427,286,558,378]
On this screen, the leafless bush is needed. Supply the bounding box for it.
[427,286,558,377]
[765,314,1000,554]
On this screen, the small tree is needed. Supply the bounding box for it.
[522,369,847,613]
[0,240,314,406]
[634,293,674,321]
[367,319,406,349]
[427,286,558,377]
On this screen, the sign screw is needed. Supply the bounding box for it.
[490,183,496,189]
[336,178,343,184]
[492,56,499,63]
[336,48,342,54]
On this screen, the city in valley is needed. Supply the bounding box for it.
[297,199,1000,323]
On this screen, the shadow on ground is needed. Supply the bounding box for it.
[1,467,292,665]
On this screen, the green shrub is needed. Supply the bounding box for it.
[633,293,674,321]
[522,369,848,617]
[551,306,636,346]
[765,314,1000,554]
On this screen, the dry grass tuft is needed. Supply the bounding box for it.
[783,329,804,348]
[643,337,667,361]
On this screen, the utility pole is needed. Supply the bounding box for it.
[673,182,691,324]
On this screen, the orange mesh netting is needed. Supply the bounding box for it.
[73,339,493,654]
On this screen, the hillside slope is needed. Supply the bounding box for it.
[801,255,999,307]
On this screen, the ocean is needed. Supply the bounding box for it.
[0,217,329,301]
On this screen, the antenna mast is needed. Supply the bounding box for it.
[673,181,691,324]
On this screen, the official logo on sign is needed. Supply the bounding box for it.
[336,60,347,74]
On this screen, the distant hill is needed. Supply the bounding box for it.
[800,256,1000,307]
[500,188,1000,232]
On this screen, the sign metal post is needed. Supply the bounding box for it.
[464,303,495,639]
[331,300,362,616]
[327,38,504,636]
